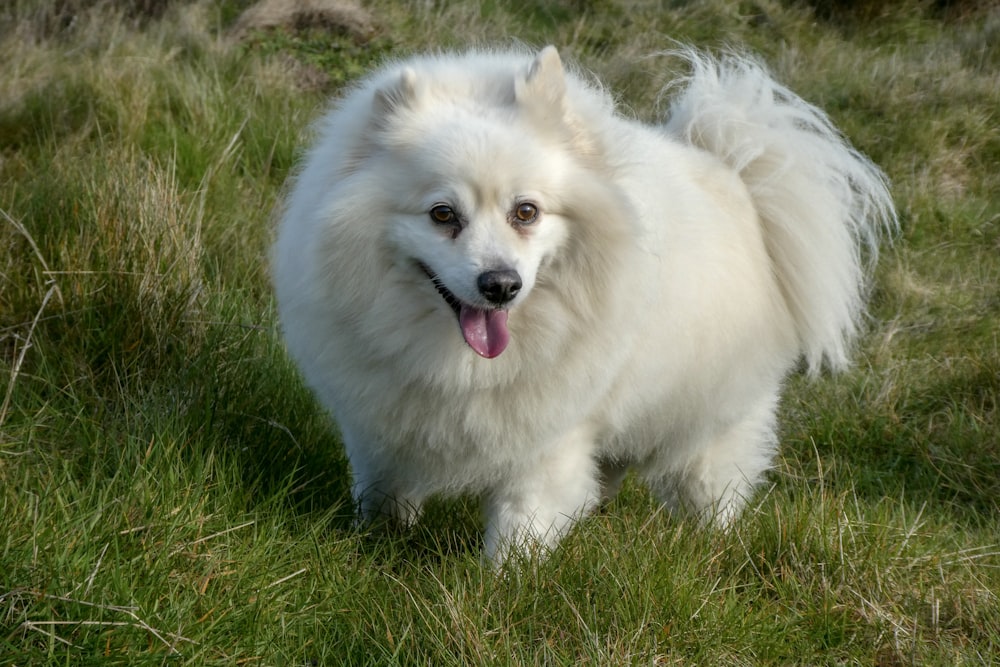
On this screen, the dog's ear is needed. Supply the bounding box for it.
[515,46,566,115]
[514,46,601,159]
[374,67,421,118]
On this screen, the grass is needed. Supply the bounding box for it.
[1,0,998,663]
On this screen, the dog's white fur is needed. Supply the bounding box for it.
[272,46,895,562]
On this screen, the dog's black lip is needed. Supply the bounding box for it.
[418,262,462,317]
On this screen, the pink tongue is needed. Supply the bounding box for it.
[459,306,510,358]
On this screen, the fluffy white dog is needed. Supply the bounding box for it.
[272,46,895,562]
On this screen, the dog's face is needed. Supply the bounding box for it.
[369,48,579,358]
[384,126,571,358]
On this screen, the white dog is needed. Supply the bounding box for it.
[272,46,895,562]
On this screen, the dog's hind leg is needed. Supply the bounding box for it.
[342,425,426,528]
[353,479,426,528]
[644,393,779,528]
[598,458,630,506]
[484,424,601,564]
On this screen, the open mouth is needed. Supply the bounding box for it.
[420,263,462,317]
[418,262,511,359]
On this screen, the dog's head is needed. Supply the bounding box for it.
[364,47,592,359]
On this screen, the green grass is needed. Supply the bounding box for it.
[2,0,998,664]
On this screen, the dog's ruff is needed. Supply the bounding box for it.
[272,46,895,563]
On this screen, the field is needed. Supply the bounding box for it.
[2,0,998,664]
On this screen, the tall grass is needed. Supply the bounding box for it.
[2,0,998,664]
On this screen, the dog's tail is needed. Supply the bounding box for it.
[664,49,897,373]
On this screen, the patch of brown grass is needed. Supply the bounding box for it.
[230,0,375,41]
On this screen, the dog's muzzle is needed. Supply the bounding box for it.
[477,269,522,306]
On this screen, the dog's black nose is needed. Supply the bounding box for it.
[477,269,522,306]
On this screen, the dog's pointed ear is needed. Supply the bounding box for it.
[515,46,566,113]
[374,67,421,117]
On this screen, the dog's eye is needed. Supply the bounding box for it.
[513,202,538,224]
[429,205,456,224]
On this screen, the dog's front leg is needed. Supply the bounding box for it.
[483,424,601,564]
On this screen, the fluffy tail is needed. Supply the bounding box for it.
[664,49,897,373]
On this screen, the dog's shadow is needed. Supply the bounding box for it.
[359,498,486,565]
